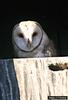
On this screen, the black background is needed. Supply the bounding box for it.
[0,1,68,58]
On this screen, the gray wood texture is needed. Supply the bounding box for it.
[0,59,20,100]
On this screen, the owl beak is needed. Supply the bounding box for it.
[27,39,32,48]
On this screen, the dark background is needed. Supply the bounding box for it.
[0,1,68,58]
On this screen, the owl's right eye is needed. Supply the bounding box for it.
[18,33,24,38]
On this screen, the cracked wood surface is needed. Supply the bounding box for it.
[13,57,68,100]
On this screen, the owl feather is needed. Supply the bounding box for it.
[12,20,57,58]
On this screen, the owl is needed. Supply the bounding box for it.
[12,20,57,58]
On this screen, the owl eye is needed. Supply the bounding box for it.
[18,33,24,38]
[32,32,38,37]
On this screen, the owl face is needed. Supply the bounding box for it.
[12,21,43,52]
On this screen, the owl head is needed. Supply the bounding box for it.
[12,20,49,52]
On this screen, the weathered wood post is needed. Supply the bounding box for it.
[0,57,68,100]
[14,57,68,100]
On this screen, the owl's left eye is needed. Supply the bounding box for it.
[32,32,38,37]
[18,33,24,38]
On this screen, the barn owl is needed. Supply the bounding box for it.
[12,20,57,58]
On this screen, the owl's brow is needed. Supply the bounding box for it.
[25,24,28,30]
